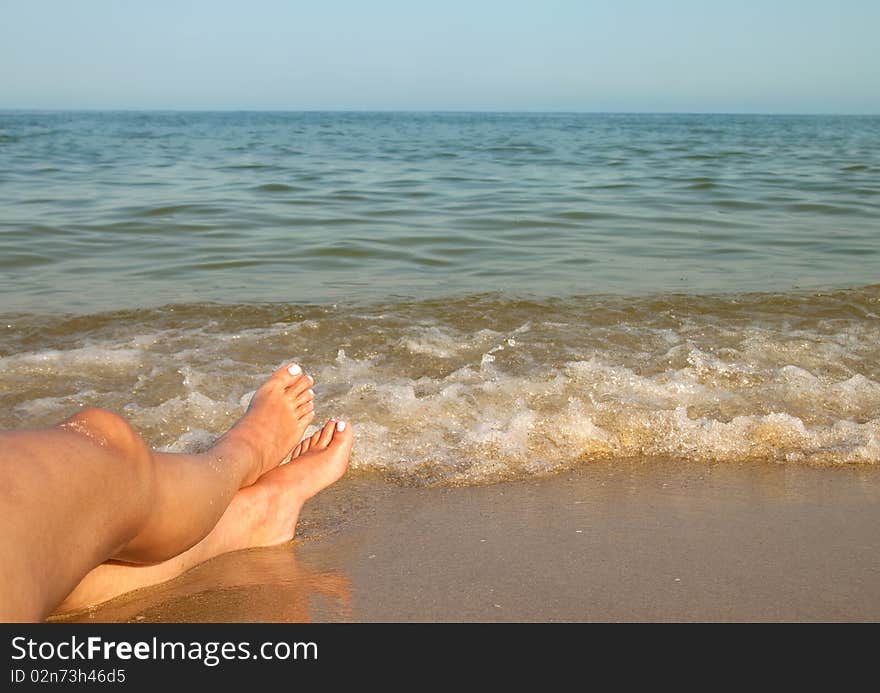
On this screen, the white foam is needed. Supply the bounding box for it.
[0,345,142,372]
[3,298,880,485]
[400,326,463,358]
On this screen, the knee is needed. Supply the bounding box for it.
[60,408,154,486]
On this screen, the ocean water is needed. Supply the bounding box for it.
[1,112,879,481]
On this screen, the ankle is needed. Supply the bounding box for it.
[210,429,265,486]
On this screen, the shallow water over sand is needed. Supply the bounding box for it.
[54,461,880,622]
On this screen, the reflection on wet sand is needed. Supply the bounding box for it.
[48,460,880,622]
[52,544,351,623]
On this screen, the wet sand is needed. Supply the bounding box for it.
[55,460,880,622]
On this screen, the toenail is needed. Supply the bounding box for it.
[307,374,314,383]
[336,420,346,431]
[307,389,314,397]
[287,363,302,376]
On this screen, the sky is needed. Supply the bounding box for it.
[1,0,878,113]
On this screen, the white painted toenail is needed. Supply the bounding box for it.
[307,389,314,397]
[287,364,302,376]
[307,375,314,383]
[336,421,346,431]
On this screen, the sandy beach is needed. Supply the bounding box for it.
[54,459,880,623]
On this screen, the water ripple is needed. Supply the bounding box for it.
[0,111,878,313]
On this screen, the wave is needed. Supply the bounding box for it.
[2,288,879,484]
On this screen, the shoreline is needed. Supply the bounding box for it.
[56,458,880,622]
[4,281,880,321]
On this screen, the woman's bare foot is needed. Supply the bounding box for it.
[213,363,316,486]
[228,419,354,547]
[55,419,354,614]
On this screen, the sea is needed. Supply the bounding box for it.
[1,111,879,483]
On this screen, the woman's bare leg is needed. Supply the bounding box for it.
[0,363,314,621]
[56,420,353,614]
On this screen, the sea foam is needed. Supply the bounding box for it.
[2,291,879,484]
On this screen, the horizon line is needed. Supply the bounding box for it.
[1,107,878,117]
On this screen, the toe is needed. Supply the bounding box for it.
[328,420,354,453]
[293,388,314,408]
[285,372,314,396]
[269,362,310,389]
[298,410,315,430]
[272,419,353,502]
[314,419,337,449]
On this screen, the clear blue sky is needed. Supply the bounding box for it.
[2,0,877,112]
